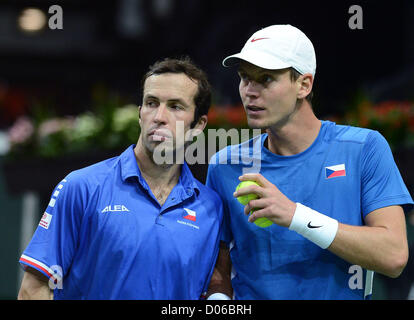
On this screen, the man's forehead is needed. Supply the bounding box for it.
[143,73,197,105]
[145,73,196,92]
[145,72,197,87]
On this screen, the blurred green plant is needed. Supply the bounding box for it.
[7,89,413,160]
[6,98,141,159]
[331,98,414,150]
[5,91,251,159]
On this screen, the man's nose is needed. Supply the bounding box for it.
[153,104,168,123]
[245,81,261,98]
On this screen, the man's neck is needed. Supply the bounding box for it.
[265,104,321,156]
[133,141,181,204]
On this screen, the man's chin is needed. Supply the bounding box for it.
[150,144,188,165]
[247,119,268,129]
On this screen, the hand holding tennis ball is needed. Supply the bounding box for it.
[235,180,273,228]
[235,180,259,205]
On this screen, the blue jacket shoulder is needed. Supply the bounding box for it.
[329,122,379,144]
[64,156,119,188]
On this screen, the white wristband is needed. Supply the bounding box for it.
[207,293,231,300]
[289,203,339,249]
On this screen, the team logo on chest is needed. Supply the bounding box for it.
[101,205,130,213]
[325,164,346,179]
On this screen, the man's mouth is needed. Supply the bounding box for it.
[246,105,266,115]
[148,129,172,142]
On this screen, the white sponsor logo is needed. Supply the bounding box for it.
[101,205,130,213]
[39,212,52,229]
[176,220,199,230]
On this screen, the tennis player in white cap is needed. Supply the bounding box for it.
[205,24,413,299]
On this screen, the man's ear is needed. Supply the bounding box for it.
[138,105,141,124]
[186,114,208,144]
[297,73,313,100]
[193,114,208,133]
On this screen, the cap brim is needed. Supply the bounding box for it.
[222,50,292,70]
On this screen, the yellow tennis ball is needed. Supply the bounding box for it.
[236,180,259,205]
[250,210,273,228]
[235,180,273,228]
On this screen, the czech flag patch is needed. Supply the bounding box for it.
[183,208,196,222]
[325,164,346,179]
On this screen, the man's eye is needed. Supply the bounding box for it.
[260,75,273,84]
[171,105,182,110]
[146,101,157,107]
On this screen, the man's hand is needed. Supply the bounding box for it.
[233,173,297,228]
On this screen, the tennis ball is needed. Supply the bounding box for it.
[235,180,273,228]
[250,210,274,228]
[236,180,259,205]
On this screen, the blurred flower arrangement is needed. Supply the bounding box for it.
[5,92,414,159]
[332,99,414,150]
[206,103,247,129]
[6,103,141,159]
[5,92,249,159]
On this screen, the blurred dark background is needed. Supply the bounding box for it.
[1,0,414,127]
[0,0,413,300]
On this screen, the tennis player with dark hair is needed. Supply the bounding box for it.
[206,25,413,300]
[18,57,223,299]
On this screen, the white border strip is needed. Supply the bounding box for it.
[20,254,54,277]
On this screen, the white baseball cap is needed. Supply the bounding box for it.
[222,24,316,77]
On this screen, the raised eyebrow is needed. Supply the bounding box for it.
[143,94,159,101]
[237,68,269,78]
[167,99,189,108]
[144,95,184,103]
[144,95,189,108]
[168,98,185,104]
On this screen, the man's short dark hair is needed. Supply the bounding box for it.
[289,68,313,102]
[141,57,212,128]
